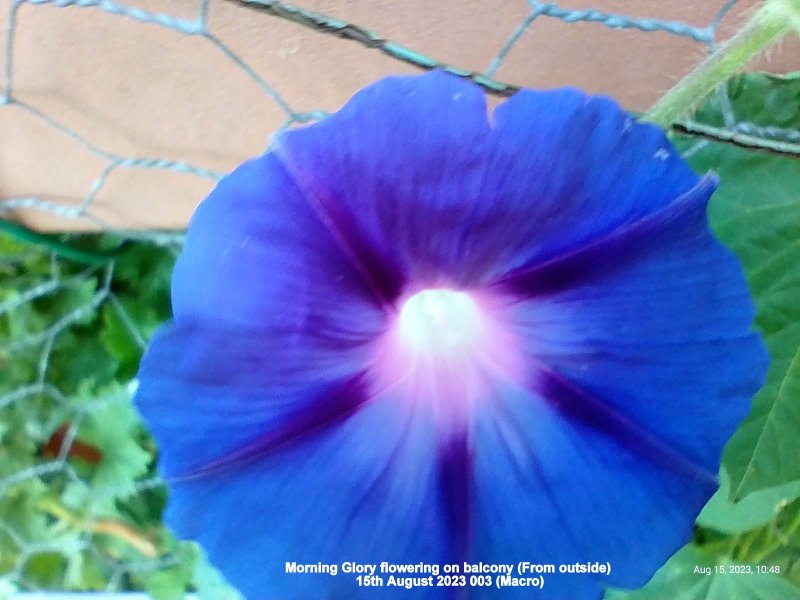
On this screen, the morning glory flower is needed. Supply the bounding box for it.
[135,71,766,599]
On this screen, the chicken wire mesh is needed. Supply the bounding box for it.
[1,0,799,597]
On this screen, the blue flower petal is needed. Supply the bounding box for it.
[274,71,700,287]
[497,177,767,473]
[171,152,387,329]
[273,70,494,289]
[158,393,453,600]
[473,379,715,598]
[136,321,374,479]
[484,86,699,276]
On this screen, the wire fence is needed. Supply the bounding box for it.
[1,0,798,597]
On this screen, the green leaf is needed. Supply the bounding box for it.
[677,72,800,498]
[22,552,68,588]
[1,234,179,591]
[694,72,800,131]
[140,542,195,600]
[606,546,800,599]
[75,381,152,499]
[726,341,800,499]
[100,303,145,381]
[698,470,800,534]
[191,543,244,600]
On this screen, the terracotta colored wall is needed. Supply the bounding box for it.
[1,0,798,231]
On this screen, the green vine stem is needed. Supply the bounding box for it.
[0,219,126,265]
[747,502,800,565]
[644,0,800,127]
[37,496,158,557]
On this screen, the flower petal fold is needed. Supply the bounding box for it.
[160,394,453,600]
[273,70,494,288]
[484,84,699,275]
[473,380,715,598]
[136,321,373,479]
[171,152,386,332]
[500,176,767,473]
[273,71,701,287]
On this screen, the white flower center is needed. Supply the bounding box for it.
[373,287,522,431]
[397,289,485,359]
